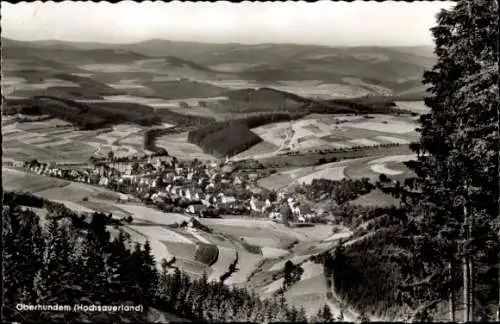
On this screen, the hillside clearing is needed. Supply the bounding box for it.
[208,247,238,282]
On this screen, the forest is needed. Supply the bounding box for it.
[320,1,499,321]
[300,178,375,204]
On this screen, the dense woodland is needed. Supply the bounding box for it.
[310,98,415,116]
[319,1,499,321]
[300,178,375,205]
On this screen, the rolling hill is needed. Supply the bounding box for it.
[2,37,434,97]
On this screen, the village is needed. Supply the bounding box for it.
[15,152,321,226]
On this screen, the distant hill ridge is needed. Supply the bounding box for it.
[2,37,433,96]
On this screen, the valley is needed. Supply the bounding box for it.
[2,37,432,322]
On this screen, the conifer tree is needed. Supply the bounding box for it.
[33,218,82,322]
[2,206,45,321]
[399,0,499,321]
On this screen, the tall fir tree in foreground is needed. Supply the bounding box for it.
[399,0,499,321]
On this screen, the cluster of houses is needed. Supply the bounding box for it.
[18,154,319,224]
[22,160,97,184]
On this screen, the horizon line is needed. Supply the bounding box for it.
[2,36,434,49]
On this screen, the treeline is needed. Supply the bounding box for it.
[312,97,416,115]
[210,87,307,113]
[3,191,311,323]
[143,127,177,153]
[3,96,161,129]
[2,96,215,131]
[188,112,304,158]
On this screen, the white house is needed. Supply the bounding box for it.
[269,211,282,221]
[304,213,315,221]
[233,176,243,186]
[221,195,236,204]
[185,189,192,201]
[250,196,258,212]
[99,176,109,186]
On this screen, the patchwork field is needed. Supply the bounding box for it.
[1,118,153,163]
[250,114,418,155]
[258,153,417,190]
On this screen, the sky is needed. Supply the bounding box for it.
[2,1,456,47]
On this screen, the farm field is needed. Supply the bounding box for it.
[128,225,195,244]
[284,274,330,317]
[225,252,264,286]
[261,247,290,259]
[272,80,383,99]
[258,153,417,190]
[250,114,418,155]
[292,225,337,241]
[113,204,190,225]
[120,226,174,267]
[200,218,311,243]
[1,118,153,163]
[395,100,430,114]
[155,132,216,161]
[231,140,280,160]
[208,246,238,282]
[2,167,70,192]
